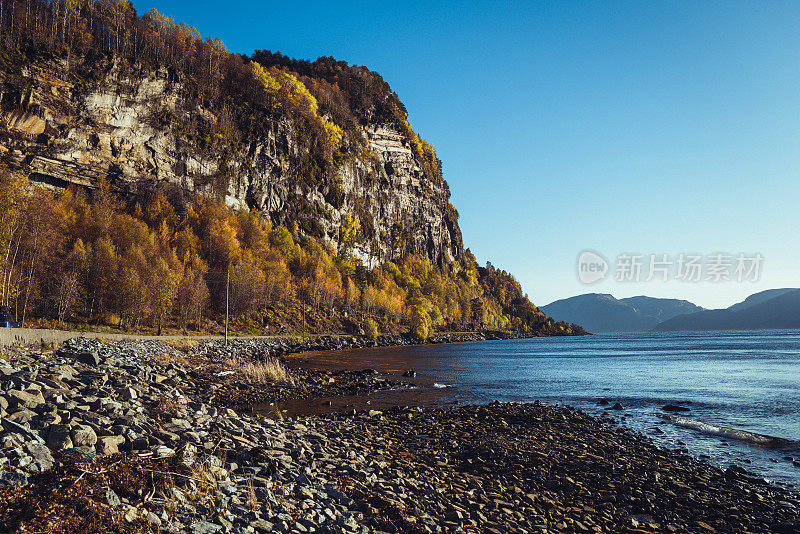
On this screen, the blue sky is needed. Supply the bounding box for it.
[133,1,800,309]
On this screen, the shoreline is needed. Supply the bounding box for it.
[0,337,798,533]
[0,324,586,349]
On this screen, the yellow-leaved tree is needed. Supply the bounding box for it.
[150,257,180,335]
[251,62,342,159]
[363,318,379,340]
[338,212,361,259]
[409,305,430,340]
[176,255,210,330]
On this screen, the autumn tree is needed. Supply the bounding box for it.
[228,253,264,317]
[409,305,430,340]
[54,240,88,323]
[176,256,210,330]
[363,318,378,340]
[263,251,291,304]
[0,171,27,308]
[115,247,149,327]
[150,257,179,335]
[338,212,361,260]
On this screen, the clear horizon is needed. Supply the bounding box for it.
[132,0,800,310]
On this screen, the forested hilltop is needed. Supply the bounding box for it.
[0,0,584,337]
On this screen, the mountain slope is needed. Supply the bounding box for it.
[0,13,461,269]
[727,288,798,313]
[0,0,584,337]
[542,294,704,333]
[619,296,704,322]
[654,289,800,332]
[542,294,655,333]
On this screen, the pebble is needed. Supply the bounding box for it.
[0,337,796,533]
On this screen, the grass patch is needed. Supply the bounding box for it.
[162,338,200,353]
[224,354,295,386]
[246,477,258,510]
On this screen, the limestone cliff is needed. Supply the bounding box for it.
[0,54,463,268]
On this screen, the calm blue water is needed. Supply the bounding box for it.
[296,330,800,488]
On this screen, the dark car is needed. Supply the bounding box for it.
[0,308,20,328]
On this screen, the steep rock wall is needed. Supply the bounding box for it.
[0,56,463,267]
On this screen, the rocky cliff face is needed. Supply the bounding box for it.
[0,55,462,267]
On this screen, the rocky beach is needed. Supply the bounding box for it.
[0,337,798,533]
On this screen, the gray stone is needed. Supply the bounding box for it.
[37,412,61,426]
[46,424,74,450]
[5,409,36,424]
[106,489,122,507]
[250,519,274,532]
[130,436,149,450]
[1,416,45,442]
[97,435,125,455]
[169,418,192,430]
[146,511,162,527]
[151,445,175,458]
[75,351,101,366]
[154,429,181,442]
[71,424,98,447]
[24,441,54,470]
[6,389,44,409]
[0,469,29,487]
[190,521,223,534]
[119,386,137,400]
[52,364,77,380]
[124,505,137,523]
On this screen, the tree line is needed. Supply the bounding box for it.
[0,172,583,337]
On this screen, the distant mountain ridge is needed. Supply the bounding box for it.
[543,289,800,333]
[727,288,798,313]
[653,288,800,332]
[619,296,705,323]
[541,294,704,333]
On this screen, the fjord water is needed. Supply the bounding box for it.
[292,330,800,488]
